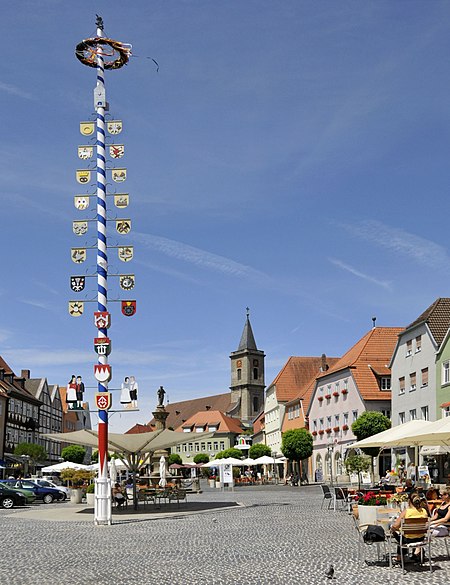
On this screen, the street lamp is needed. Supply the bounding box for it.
[20,455,30,478]
[326,438,334,486]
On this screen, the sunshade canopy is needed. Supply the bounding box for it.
[44,428,214,455]
[253,455,278,464]
[350,420,433,449]
[41,461,91,472]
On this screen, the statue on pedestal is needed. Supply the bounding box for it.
[157,385,165,407]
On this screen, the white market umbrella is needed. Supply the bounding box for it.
[41,461,90,473]
[350,420,433,449]
[159,456,167,488]
[390,417,450,448]
[253,455,278,465]
[241,458,257,466]
[420,445,450,456]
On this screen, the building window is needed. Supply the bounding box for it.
[409,372,416,391]
[313,420,317,431]
[421,406,429,421]
[409,409,417,420]
[219,441,225,451]
[381,409,391,419]
[443,361,450,385]
[381,377,391,390]
[406,340,412,356]
[399,411,405,424]
[343,412,349,425]
[253,368,258,380]
[415,335,422,352]
[253,396,259,412]
[335,382,340,393]
[399,377,405,395]
[319,418,324,430]
[213,442,218,451]
[237,368,242,381]
[421,368,428,387]
[334,414,340,426]
[352,410,358,422]
[327,416,332,427]
[443,406,450,418]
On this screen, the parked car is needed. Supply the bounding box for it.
[36,479,70,499]
[0,481,36,504]
[0,485,27,509]
[1,479,65,504]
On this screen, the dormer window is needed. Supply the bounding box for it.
[380,377,391,390]
[208,425,217,432]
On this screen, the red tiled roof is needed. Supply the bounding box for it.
[317,327,403,401]
[126,423,155,434]
[269,356,340,404]
[252,411,265,434]
[175,410,244,434]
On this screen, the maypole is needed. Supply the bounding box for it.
[74,16,132,525]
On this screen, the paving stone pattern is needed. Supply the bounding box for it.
[1,485,450,584]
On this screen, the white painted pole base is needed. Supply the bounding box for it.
[94,477,112,525]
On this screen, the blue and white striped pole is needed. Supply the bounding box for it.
[94,19,111,526]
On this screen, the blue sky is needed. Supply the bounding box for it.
[2,1,450,432]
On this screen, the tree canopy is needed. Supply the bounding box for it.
[193,453,209,464]
[61,445,86,464]
[351,411,391,457]
[167,453,182,466]
[215,448,242,460]
[248,443,271,459]
[14,442,47,463]
[281,429,313,462]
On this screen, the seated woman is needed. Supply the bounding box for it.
[112,483,126,508]
[390,491,429,563]
[430,489,450,536]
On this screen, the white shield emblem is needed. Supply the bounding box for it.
[70,276,85,292]
[71,248,86,263]
[94,364,112,383]
[118,246,133,262]
[120,275,135,291]
[76,170,91,184]
[68,301,84,316]
[80,121,95,136]
[78,145,94,160]
[73,221,88,236]
[107,120,122,135]
[109,144,125,159]
[94,337,111,356]
[114,194,129,208]
[112,168,127,182]
[116,219,131,234]
[74,196,90,210]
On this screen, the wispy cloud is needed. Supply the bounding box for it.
[32,280,59,296]
[339,220,450,272]
[329,257,391,290]
[131,232,271,284]
[0,81,34,100]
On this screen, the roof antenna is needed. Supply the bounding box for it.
[372,316,377,329]
[246,306,250,319]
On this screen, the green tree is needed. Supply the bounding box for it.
[61,445,86,464]
[14,443,47,468]
[281,429,313,479]
[193,453,209,464]
[248,443,271,459]
[168,453,182,466]
[344,454,371,490]
[351,411,391,460]
[220,448,242,459]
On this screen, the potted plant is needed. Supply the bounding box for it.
[342,424,349,431]
[354,491,391,525]
[341,389,348,395]
[333,426,340,432]
[318,396,324,402]
[332,391,339,397]
[318,430,324,435]
[86,482,95,507]
[60,468,94,504]
[325,428,332,434]
[311,431,318,436]
[324,394,331,400]
[208,475,216,488]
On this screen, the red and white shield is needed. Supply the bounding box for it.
[94,311,111,329]
[95,392,112,410]
[94,364,112,383]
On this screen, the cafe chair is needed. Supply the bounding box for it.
[320,484,333,510]
[396,517,433,573]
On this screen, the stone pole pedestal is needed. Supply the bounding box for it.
[151,404,169,481]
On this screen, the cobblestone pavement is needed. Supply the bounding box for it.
[1,484,450,585]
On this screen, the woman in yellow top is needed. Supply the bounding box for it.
[391,491,429,562]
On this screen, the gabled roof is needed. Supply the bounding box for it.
[146,392,232,431]
[126,423,155,434]
[24,378,46,400]
[268,356,339,403]
[175,410,243,434]
[405,298,450,345]
[0,356,41,405]
[317,327,403,401]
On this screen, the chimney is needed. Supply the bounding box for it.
[21,369,30,380]
[372,316,377,329]
[320,353,329,372]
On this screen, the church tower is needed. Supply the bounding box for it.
[229,309,265,426]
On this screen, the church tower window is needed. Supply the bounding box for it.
[237,369,242,381]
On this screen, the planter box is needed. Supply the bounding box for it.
[318,396,324,402]
[86,492,95,507]
[324,395,331,400]
[342,425,349,431]
[70,488,83,504]
[332,392,339,397]
[318,431,324,435]
[333,427,340,432]
[357,504,386,526]
[208,479,215,488]
[325,429,332,434]
[215,481,222,489]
